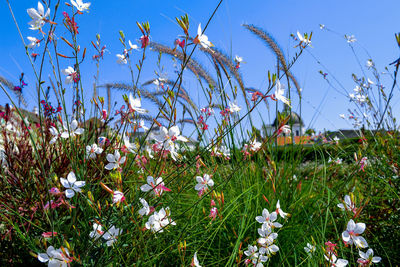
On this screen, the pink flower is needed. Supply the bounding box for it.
[49,187,61,196]
[43,199,62,210]
[209,207,218,221]
[140,35,149,48]
[174,38,185,49]
[42,232,58,238]
[112,191,125,204]
[101,109,107,122]
[325,241,338,255]
[250,91,264,101]
[359,157,368,171]
[140,176,171,197]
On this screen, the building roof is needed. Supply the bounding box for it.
[272,111,304,127]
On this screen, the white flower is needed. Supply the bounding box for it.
[86,143,103,159]
[103,226,122,246]
[324,254,348,267]
[304,243,316,255]
[49,126,59,144]
[27,36,40,49]
[335,158,343,164]
[244,245,268,266]
[112,191,125,204]
[297,31,312,47]
[228,101,241,113]
[60,171,85,198]
[274,80,291,106]
[145,207,175,233]
[275,200,289,219]
[367,78,374,85]
[61,66,78,84]
[145,144,154,159]
[244,245,258,258]
[195,174,214,192]
[105,150,126,170]
[27,2,50,30]
[140,176,170,197]
[116,54,127,65]
[366,59,374,69]
[135,119,149,131]
[61,119,84,139]
[342,219,368,248]
[128,93,147,114]
[123,134,137,154]
[319,24,325,30]
[339,114,346,119]
[192,252,202,267]
[345,34,356,43]
[337,195,356,213]
[194,24,213,49]
[256,209,282,230]
[212,146,231,159]
[0,148,6,167]
[70,0,91,12]
[234,55,243,63]
[358,248,381,265]
[145,211,162,233]
[260,243,279,258]
[249,139,262,152]
[128,40,139,50]
[354,86,362,93]
[220,146,231,158]
[89,223,104,240]
[356,94,367,103]
[257,227,278,248]
[138,198,151,216]
[149,126,188,160]
[152,78,167,91]
[37,246,70,267]
[154,125,188,142]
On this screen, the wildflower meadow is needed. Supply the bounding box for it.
[0,0,399,266]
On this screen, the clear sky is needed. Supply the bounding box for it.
[1,0,400,133]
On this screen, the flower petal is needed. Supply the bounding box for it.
[106,154,116,163]
[354,236,368,248]
[37,253,49,262]
[74,181,85,188]
[146,176,154,185]
[74,128,84,135]
[65,189,75,198]
[60,178,70,188]
[67,172,76,183]
[347,219,356,231]
[60,132,70,139]
[141,184,153,192]
[354,222,366,234]
[105,163,116,170]
[342,231,350,242]
[70,120,78,131]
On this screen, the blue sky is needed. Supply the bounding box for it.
[1,0,400,133]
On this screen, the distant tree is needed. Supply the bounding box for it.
[305,128,316,136]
